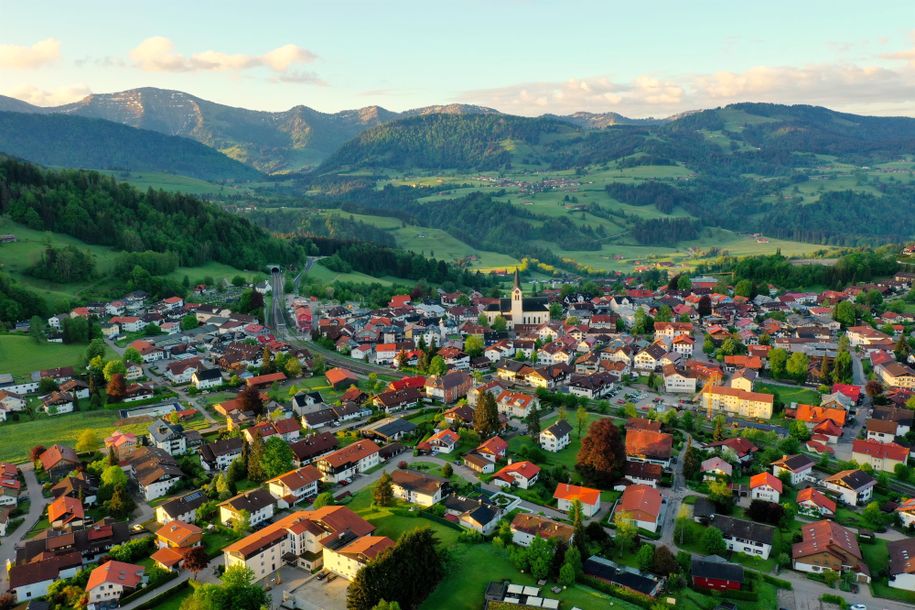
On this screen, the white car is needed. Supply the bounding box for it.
[849,604,866,610]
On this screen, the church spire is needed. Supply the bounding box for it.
[513,268,520,291]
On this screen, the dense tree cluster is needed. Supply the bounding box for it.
[0,156,302,269]
[27,244,95,283]
[630,217,700,245]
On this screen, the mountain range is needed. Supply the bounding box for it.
[0,87,657,173]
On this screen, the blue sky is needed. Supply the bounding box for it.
[2,1,914,116]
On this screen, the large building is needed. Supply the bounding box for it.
[223,506,391,582]
[482,270,549,330]
[700,386,774,419]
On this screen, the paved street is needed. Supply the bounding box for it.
[0,463,45,592]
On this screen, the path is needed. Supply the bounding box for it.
[0,464,46,592]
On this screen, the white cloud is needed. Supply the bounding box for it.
[7,84,91,106]
[460,61,915,118]
[0,38,61,69]
[129,36,318,75]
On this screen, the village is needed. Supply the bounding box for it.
[3,267,915,610]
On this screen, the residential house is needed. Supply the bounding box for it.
[198,437,244,472]
[493,461,541,490]
[155,490,207,524]
[104,431,138,457]
[510,514,574,547]
[797,488,837,518]
[867,418,900,444]
[663,365,696,394]
[39,445,80,481]
[700,386,774,419]
[729,369,757,392]
[540,420,572,452]
[792,520,869,583]
[749,472,782,503]
[390,469,448,507]
[700,457,733,481]
[771,454,815,485]
[494,390,538,419]
[289,432,339,466]
[266,466,322,509]
[706,438,759,464]
[85,560,146,610]
[634,343,667,372]
[888,538,915,591]
[151,520,203,571]
[148,419,187,456]
[878,362,915,389]
[553,483,601,517]
[615,484,663,533]
[191,367,222,390]
[625,462,663,488]
[223,507,380,581]
[823,469,877,505]
[625,429,673,468]
[463,452,495,474]
[423,429,460,454]
[851,439,908,472]
[316,439,381,483]
[123,447,182,501]
[425,371,472,403]
[219,488,276,528]
[48,495,85,529]
[713,515,776,560]
[476,436,508,462]
[896,498,915,528]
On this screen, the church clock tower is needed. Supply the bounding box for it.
[511,268,523,325]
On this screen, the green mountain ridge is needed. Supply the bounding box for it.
[0,111,262,182]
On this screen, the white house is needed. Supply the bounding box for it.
[823,469,876,506]
[540,420,572,453]
[219,489,276,528]
[770,454,815,486]
[553,483,601,517]
[749,472,782,503]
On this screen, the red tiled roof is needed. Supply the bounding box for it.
[86,560,145,591]
[553,483,600,506]
[852,439,908,462]
[797,488,836,514]
[618,484,662,522]
[749,472,783,493]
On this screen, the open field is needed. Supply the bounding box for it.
[303,263,397,286]
[163,261,266,286]
[755,382,821,407]
[0,410,152,463]
[0,335,107,381]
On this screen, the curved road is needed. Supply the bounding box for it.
[0,463,46,592]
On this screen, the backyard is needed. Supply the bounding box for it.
[754,382,821,407]
[0,334,106,381]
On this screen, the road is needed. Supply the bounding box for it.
[0,463,46,592]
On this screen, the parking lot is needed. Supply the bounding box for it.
[274,567,349,610]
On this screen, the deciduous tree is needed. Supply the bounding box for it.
[576,419,624,487]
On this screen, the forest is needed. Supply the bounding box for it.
[0,156,303,269]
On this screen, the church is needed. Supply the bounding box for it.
[483,270,550,330]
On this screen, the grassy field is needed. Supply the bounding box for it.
[754,382,821,407]
[0,335,100,381]
[0,410,152,463]
[163,261,266,287]
[303,263,398,286]
[509,412,599,471]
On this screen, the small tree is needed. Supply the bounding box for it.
[636,544,655,571]
[313,492,335,508]
[183,545,209,580]
[232,509,251,536]
[701,527,727,555]
[442,463,453,478]
[575,405,588,439]
[374,472,394,507]
[613,512,638,555]
[75,429,99,454]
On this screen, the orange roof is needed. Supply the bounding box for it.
[268,465,322,491]
[48,495,84,523]
[156,520,203,548]
[325,367,357,385]
[750,472,783,493]
[86,560,145,592]
[795,404,846,426]
[553,483,600,506]
[625,429,673,459]
[225,506,374,558]
[618,484,662,522]
[797,488,836,514]
[150,546,186,568]
[477,436,508,456]
[723,355,762,369]
[246,372,287,387]
[338,535,395,561]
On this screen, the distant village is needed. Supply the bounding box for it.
[3,265,915,610]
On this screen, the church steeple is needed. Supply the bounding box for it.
[513,268,520,291]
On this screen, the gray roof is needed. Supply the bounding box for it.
[712,515,775,545]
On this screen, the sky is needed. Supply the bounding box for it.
[2,0,915,117]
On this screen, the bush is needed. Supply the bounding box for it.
[581,575,653,608]
[819,593,847,609]
[762,574,793,590]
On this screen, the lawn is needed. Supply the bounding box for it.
[135,581,193,610]
[0,410,151,463]
[754,382,821,407]
[859,538,915,603]
[421,542,640,610]
[0,335,106,381]
[508,412,598,472]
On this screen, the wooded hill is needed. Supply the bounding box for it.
[0,111,261,182]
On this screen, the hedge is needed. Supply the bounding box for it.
[761,573,793,589]
[119,571,179,606]
[820,593,848,609]
[133,580,191,610]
